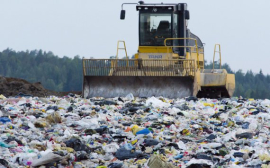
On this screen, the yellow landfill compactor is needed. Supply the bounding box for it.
[82,1,235,99]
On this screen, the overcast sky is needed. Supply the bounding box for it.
[0,0,269,74]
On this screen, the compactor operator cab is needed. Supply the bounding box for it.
[120,1,200,57]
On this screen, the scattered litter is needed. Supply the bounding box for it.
[0,94,269,167]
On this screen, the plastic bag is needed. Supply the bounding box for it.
[125,93,134,101]
[31,151,62,167]
[147,155,176,168]
[46,112,62,124]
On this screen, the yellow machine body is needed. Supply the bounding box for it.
[82,2,235,98]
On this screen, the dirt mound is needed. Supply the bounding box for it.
[0,76,79,97]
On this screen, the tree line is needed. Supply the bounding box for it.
[0,48,269,99]
[0,49,82,92]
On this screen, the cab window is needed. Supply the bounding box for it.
[139,13,172,46]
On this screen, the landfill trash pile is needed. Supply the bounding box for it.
[0,76,53,97]
[0,76,80,97]
[0,93,270,168]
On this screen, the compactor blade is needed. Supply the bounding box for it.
[83,76,194,98]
